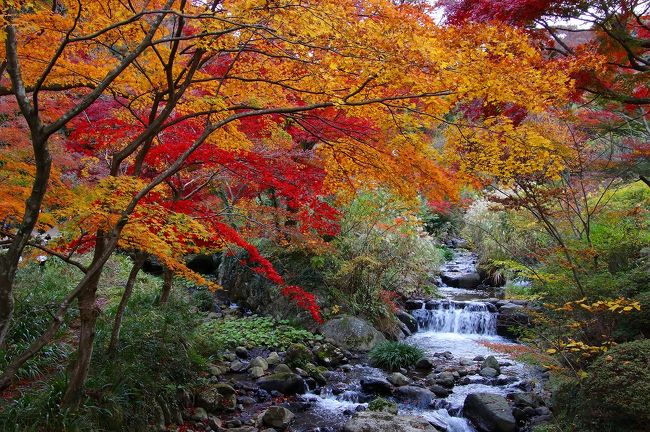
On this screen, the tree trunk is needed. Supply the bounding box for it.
[0,26,54,347]
[107,253,145,353]
[159,268,173,305]
[0,269,14,349]
[60,236,107,408]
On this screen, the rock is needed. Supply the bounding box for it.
[404,299,425,311]
[430,385,450,398]
[250,356,269,370]
[321,315,386,352]
[360,377,393,395]
[387,372,410,387]
[285,343,313,367]
[479,367,499,378]
[497,304,531,337]
[274,364,292,374]
[415,358,434,370]
[396,310,419,333]
[463,393,516,432]
[313,343,347,367]
[394,386,435,408]
[231,359,249,372]
[342,411,439,432]
[261,406,295,429]
[436,371,455,388]
[235,346,249,358]
[304,363,327,386]
[440,271,481,289]
[208,362,229,376]
[257,373,306,395]
[192,406,209,421]
[266,352,281,366]
[481,356,500,374]
[250,366,266,378]
[459,358,473,366]
[196,383,237,413]
[473,355,485,362]
[511,392,542,408]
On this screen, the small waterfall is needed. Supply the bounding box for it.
[411,300,497,335]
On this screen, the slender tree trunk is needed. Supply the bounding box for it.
[0,268,15,349]
[107,253,145,353]
[0,26,53,347]
[60,235,107,408]
[159,268,173,305]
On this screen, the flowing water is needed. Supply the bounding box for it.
[296,249,535,432]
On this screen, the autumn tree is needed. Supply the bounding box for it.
[1,0,574,404]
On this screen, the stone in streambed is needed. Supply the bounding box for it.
[463,393,516,432]
[360,377,393,395]
[387,372,410,387]
[481,356,501,374]
[261,406,295,429]
[257,372,306,395]
[479,367,499,378]
[343,411,440,432]
[394,386,434,408]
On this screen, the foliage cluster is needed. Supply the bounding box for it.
[368,341,424,371]
[315,191,445,330]
[193,316,322,354]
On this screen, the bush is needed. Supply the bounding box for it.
[581,339,650,431]
[193,316,321,354]
[368,397,398,414]
[368,341,424,371]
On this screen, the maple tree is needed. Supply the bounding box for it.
[0,0,577,404]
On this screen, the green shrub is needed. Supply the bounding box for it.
[580,339,650,431]
[193,316,321,353]
[191,287,214,311]
[368,341,424,371]
[368,397,398,414]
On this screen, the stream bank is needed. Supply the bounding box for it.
[173,248,551,432]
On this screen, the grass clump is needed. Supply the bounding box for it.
[368,341,424,371]
[194,316,321,353]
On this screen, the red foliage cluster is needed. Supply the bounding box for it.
[440,0,571,25]
[281,285,323,323]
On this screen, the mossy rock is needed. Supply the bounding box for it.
[285,343,313,368]
[368,397,398,415]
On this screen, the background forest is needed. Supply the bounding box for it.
[0,0,648,431]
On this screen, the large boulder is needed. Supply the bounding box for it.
[196,383,237,413]
[343,411,440,432]
[496,304,531,336]
[257,373,306,395]
[396,310,419,333]
[440,271,481,289]
[321,315,386,352]
[463,393,516,432]
[360,377,393,395]
[394,386,435,408]
[261,406,295,429]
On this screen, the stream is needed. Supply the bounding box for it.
[293,249,539,432]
